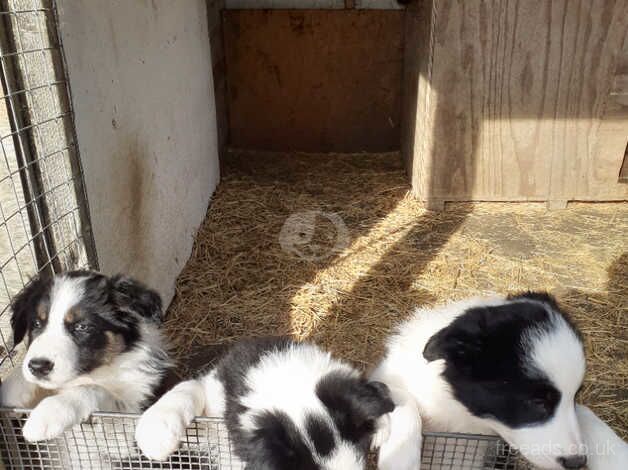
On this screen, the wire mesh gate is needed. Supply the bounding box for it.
[0,0,96,373]
[0,409,531,470]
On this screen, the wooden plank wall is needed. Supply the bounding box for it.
[403,0,628,206]
[223,10,405,152]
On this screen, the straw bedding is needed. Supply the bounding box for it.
[165,151,627,439]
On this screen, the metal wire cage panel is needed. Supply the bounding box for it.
[0,410,243,470]
[0,0,96,375]
[0,409,534,470]
[420,433,531,470]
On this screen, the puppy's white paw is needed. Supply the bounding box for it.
[135,406,187,461]
[371,413,391,449]
[23,397,78,442]
[375,402,422,470]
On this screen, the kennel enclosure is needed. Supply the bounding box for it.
[0,0,626,469]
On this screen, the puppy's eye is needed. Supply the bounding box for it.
[530,398,549,408]
[73,322,91,333]
[528,390,558,414]
[32,319,43,329]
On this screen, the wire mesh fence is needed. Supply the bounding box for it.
[0,0,95,375]
[420,433,529,470]
[0,409,531,470]
[0,409,242,470]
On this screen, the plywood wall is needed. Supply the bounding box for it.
[58,0,220,304]
[223,10,405,152]
[403,0,628,207]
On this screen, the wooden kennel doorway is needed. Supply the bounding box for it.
[221,7,406,153]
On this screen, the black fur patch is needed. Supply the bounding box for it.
[423,296,581,428]
[305,414,335,458]
[245,411,318,470]
[316,372,394,452]
[107,275,163,324]
[506,291,559,309]
[11,274,53,345]
[507,292,582,341]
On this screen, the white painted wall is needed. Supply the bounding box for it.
[56,0,220,306]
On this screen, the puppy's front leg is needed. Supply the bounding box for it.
[135,378,206,461]
[22,385,119,442]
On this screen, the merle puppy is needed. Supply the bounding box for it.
[0,270,172,442]
[372,293,626,470]
[136,337,394,469]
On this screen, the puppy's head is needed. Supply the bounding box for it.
[12,270,162,389]
[246,372,394,470]
[423,293,587,469]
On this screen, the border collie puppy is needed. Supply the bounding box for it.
[372,293,592,470]
[136,337,394,469]
[0,270,172,442]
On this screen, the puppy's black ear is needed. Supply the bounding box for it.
[246,411,315,470]
[11,275,51,345]
[109,275,162,323]
[423,326,457,362]
[351,380,395,421]
[317,372,395,445]
[423,310,487,363]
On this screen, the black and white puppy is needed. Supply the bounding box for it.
[372,293,594,470]
[136,337,394,469]
[0,270,172,442]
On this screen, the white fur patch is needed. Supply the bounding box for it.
[201,370,226,416]
[524,304,586,402]
[238,342,356,434]
[322,441,364,470]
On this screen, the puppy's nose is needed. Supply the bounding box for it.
[557,455,587,469]
[28,358,54,378]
